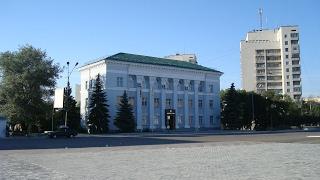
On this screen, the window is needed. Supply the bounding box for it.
[286,75,290,79]
[293,81,300,86]
[177,115,182,124]
[154,115,160,125]
[142,97,147,106]
[210,116,214,125]
[291,33,299,38]
[293,74,300,79]
[199,116,203,126]
[209,85,214,93]
[287,89,290,93]
[286,68,289,72]
[117,77,123,87]
[285,41,288,45]
[284,34,287,38]
[188,99,193,108]
[166,99,171,108]
[129,97,135,106]
[294,87,301,92]
[285,48,288,52]
[287,82,290,86]
[142,114,147,125]
[178,99,183,107]
[286,61,289,65]
[198,100,203,108]
[209,100,214,108]
[286,55,289,59]
[189,116,193,126]
[154,98,160,107]
[85,81,88,89]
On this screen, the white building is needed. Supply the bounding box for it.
[240,26,302,100]
[79,53,223,131]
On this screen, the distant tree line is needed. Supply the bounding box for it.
[221,83,320,130]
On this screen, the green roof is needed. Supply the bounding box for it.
[106,53,222,73]
[81,52,222,73]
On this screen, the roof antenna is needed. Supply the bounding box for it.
[259,8,263,30]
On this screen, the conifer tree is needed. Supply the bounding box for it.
[114,91,136,132]
[221,83,241,129]
[87,74,109,133]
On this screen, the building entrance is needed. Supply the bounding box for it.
[165,109,176,130]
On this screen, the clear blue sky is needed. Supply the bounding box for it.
[1,0,319,97]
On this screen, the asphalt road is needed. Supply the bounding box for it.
[1,131,320,150]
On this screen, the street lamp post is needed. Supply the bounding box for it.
[64,61,78,127]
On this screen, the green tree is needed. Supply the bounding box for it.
[87,74,109,133]
[0,45,61,133]
[221,83,241,130]
[114,91,136,132]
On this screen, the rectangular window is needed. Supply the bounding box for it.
[285,48,288,52]
[285,41,288,45]
[286,55,289,59]
[286,61,289,65]
[142,97,147,106]
[85,81,88,89]
[142,114,147,125]
[154,98,160,108]
[177,115,183,124]
[284,34,287,38]
[287,82,290,86]
[189,116,193,126]
[287,89,290,93]
[209,100,214,108]
[188,99,193,108]
[209,85,214,93]
[286,68,289,72]
[293,81,300,86]
[290,33,299,38]
[198,100,203,108]
[117,77,123,87]
[287,75,290,79]
[166,99,172,108]
[178,98,183,107]
[154,115,160,125]
[293,74,300,79]
[210,116,214,126]
[199,116,203,126]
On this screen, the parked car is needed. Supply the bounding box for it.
[48,127,78,138]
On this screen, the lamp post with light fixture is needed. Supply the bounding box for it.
[64,61,78,127]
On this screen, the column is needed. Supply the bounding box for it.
[184,80,190,128]
[173,78,179,129]
[160,77,167,129]
[194,80,200,129]
[149,76,156,130]
[136,75,143,130]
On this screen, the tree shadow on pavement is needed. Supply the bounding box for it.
[0,136,198,150]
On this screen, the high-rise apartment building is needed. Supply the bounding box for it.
[240,26,302,100]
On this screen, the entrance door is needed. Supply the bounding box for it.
[165,109,176,130]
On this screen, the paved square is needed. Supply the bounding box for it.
[1,132,320,180]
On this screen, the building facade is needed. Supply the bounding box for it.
[240,26,302,100]
[79,53,222,131]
